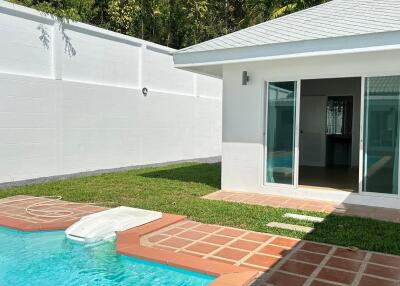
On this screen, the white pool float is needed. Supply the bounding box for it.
[65,206,162,243]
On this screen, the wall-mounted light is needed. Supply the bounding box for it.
[242,71,250,85]
[142,87,148,96]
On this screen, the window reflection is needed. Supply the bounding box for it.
[266,82,297,185]
[363,76,400,194]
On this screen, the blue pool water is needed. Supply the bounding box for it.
[270,154,382,168]
[273,155,292,168]
[0,227,214,286]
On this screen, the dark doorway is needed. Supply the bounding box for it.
[326,96,353,167]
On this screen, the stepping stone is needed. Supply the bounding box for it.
[267,222,314,233]
[283,213,324,223]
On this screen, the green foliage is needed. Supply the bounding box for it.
[272,0,327,18]
[108,0,140,34]
[8,0,330,48]
[10,0,96,21]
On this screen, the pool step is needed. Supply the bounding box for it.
[267,222,314,233]
[65,206,162,243]
[283,213,325,223]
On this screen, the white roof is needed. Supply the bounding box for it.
[174,0,400,76]
[177,0,400,54]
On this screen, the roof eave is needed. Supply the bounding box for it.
[173,30,400,77]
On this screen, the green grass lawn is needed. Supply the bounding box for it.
[1,162,400,255]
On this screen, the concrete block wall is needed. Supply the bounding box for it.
[0,1,222,183]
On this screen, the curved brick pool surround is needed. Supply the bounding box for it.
[2,196,400,286]
[0,196,258,286]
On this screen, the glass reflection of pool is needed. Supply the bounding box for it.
[270,154,384,168]
[0,227,214,286]
[272,154,292,168]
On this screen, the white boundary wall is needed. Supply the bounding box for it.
[0,1,222,184]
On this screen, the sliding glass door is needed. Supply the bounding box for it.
[265,81,297,185]
[363,76,400,194]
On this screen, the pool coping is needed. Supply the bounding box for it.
[0,209,258,286]
[0,214,78,231]
[116,214,259,286]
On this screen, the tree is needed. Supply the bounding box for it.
[9,0,330,49]
[272,0,328,18]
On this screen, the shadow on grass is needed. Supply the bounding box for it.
[140,163,221,189]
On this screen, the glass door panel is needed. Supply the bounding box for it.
[266,81,297,185]
[363,76,400,194]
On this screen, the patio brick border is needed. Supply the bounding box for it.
[0,214,78,231]
[204,190,400,223]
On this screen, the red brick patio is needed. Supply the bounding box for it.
[1,195,400,286]
[204,191,400,223]
[0,195,107,231]
[143,219,400,286]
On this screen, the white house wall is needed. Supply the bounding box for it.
[221,49,400,208]
[0,2,222,184]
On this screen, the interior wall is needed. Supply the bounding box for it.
[299,94,327,167]
[300,78,361,167]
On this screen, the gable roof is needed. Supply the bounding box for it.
[173,0,400,77]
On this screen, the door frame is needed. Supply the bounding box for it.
[264,75,400,198]
[358,77,365,194]
[262,73,400,208]
[294,80,301,187]
[358,75,400,198]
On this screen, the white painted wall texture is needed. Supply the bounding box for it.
[221,48,400,208]
[0,1,222,184]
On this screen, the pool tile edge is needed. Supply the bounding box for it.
[209,271,259,286]
[116,214,258,286]
[0,215,77,231]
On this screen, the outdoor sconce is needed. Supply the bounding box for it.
[142,87,148,96]
[242,71,250,85]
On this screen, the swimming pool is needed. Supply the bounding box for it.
[0,227,214,286]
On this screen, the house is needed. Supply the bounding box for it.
[173,0,400,208]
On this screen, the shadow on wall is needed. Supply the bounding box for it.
[140,163,221,189]
[37,24,50,49]
[37,13,76,56]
